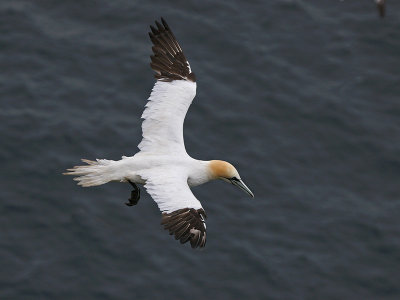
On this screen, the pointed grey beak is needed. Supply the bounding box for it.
[232,179,254,198]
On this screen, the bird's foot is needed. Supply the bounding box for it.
[125,180,140,207]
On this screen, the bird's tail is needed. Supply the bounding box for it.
[63,159,118,187]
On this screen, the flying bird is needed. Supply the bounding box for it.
[64,18,254,249]
[376,0,386,18]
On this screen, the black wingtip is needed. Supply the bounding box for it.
[155,20,164,31]
[161,208,206,249]
[148,18,195,82]
[150,25,158,35]
[161,17,170,30]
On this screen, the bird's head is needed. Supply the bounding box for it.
[209,160,254,198]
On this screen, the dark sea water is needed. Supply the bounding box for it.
[1,0,400,299]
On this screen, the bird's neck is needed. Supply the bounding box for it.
[187,160,216,187]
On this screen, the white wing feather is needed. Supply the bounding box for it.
[138,167,202,213]
[138,80,196,154]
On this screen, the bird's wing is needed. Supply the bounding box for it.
[138,168,207,249]
[138,18,197,154]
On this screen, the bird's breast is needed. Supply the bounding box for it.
[187,176,208,187]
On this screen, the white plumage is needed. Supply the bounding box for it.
[64,18,253,249]
[139,166,203,213]
[139,80,196,154]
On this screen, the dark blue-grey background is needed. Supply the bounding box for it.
[1,1,399,299]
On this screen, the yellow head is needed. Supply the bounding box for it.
[209,160,254,197]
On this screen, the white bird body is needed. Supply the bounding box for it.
[64,18,253,249]
[81,154,213,187]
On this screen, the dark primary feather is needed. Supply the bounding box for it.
[161,208,207,249]
[149,18,196,82]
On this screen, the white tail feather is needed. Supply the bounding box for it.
[63,159,118,187]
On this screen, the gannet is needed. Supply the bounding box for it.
[376,0,386,18]
[64,18,254,249]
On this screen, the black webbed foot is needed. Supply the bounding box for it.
[125,180,140,207]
